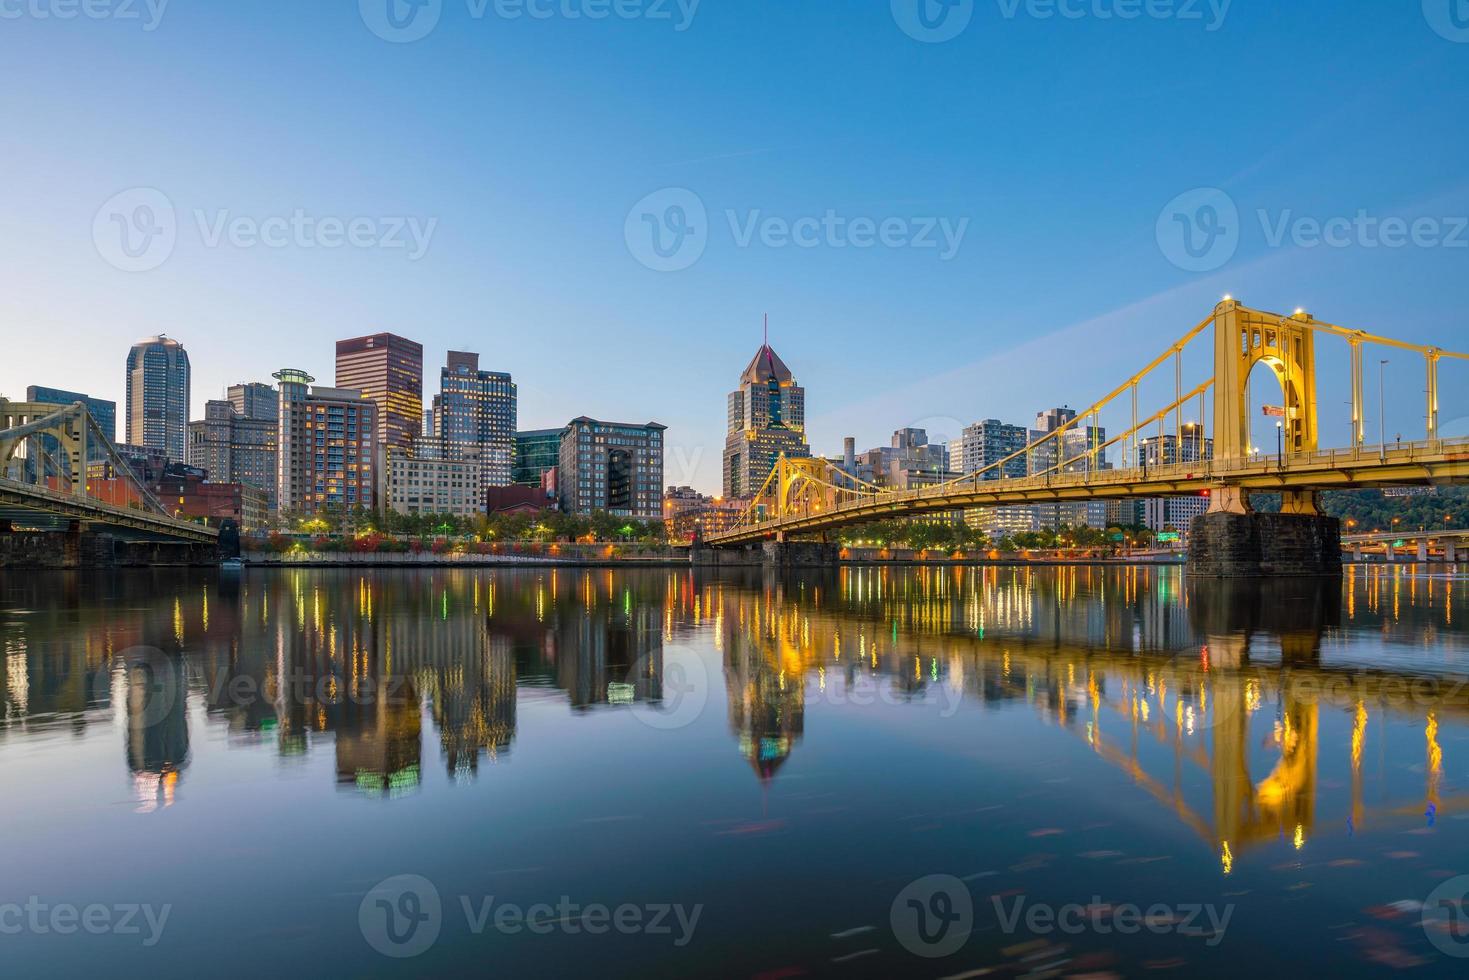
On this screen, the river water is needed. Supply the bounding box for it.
[1,565,1466,977]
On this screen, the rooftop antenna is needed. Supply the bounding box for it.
[763,313,768,348]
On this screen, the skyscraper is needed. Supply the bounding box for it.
[125,335,190,460]
[723,337,810,499]
[435,351,517,487]
[334,333,423,455]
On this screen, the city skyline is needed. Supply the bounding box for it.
[3,3,1466,496]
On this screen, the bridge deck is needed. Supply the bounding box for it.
[0,478,220,544]
[710,437,1469,545]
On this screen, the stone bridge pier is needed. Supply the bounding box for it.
[1188,491,1341,578]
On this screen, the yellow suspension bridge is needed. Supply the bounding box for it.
[709,300,1469,573]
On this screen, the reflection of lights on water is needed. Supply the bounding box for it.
[1221,841,1233,875]
[1352,702,1367,770]
[1293,824,1305,851]
[1185,705,1196,735]
[1428,712,1443,805]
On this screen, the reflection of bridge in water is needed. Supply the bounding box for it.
[0,566,1461,865]
[710,565,1463,867]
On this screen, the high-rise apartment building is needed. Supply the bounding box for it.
[273,369,378,515]
[1030,407,1108,529]
[958,419,1029,480]
[187,399,279,512]
[334,333,422,455]
[723,342,810,499]
[1031,407,1107,475]
[435,351,517,487]
[1138,424,1214,541]
[125,335,191,460]
[1137,425,1213,467]
[558,418,664,519]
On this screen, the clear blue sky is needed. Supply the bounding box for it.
[2,0,1467,493]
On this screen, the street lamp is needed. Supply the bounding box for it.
[1276,420,1284,467]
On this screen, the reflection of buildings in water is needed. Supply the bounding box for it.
[553,600,663,710]
[426,634,516,780]
[334,680,422,799]
[723,621,804,782]
[704,567,1458,868]
[0,637,111,736]
[125,653,189,812]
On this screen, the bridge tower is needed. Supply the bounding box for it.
[1192,302,1338,576]
[1212,300,1319,464]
